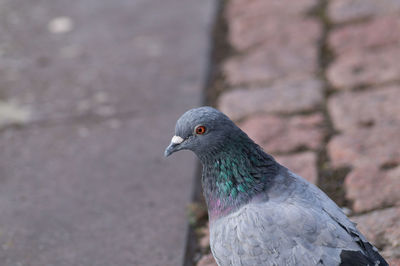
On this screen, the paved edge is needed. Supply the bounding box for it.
[182,1,220,265]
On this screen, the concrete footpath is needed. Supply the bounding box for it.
[0,0,215,265]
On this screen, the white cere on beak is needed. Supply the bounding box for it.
[171,135,184,144]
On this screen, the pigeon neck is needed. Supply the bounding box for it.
[201,137,278,221]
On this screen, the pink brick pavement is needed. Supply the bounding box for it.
[197,0,400,265]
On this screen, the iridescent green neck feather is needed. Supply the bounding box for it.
[200,134,278,220]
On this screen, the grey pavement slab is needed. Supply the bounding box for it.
[0,0,214,122]
[0,0,216,265]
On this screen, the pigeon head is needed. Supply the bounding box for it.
[165,107,277,219]
[164,106,241,160]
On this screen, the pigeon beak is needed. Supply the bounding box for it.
[164,135,184,157]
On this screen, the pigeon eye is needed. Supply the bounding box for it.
[195,125,206,135]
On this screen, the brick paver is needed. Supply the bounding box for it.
[328,15,400,55]
[238,113,324,154]
[345,164,400,213]
[223,0,320,86]
[223,25,320,86]
[328,0,400,24]
[218,76,323,120]
[327,47,400,89]
[328,86,400,131]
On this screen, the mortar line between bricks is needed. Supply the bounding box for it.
[334,79,400,93]
[313,0,352,208]
[220,73,321,92]
[351,203,399,216]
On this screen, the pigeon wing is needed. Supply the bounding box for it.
[210,169,388,266]
[210,198,357,265]
[303,172,388,266]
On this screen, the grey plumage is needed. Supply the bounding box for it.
[165,106,387,266]
[210,169,379,265]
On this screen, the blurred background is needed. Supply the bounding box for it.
[0,0,399,265]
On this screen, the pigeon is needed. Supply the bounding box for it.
[165,106,388,266]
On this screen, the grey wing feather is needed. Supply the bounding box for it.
[302,172,387,265]
[296,170,371,245]
[210,169,375,266]
[210,199,358,265]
